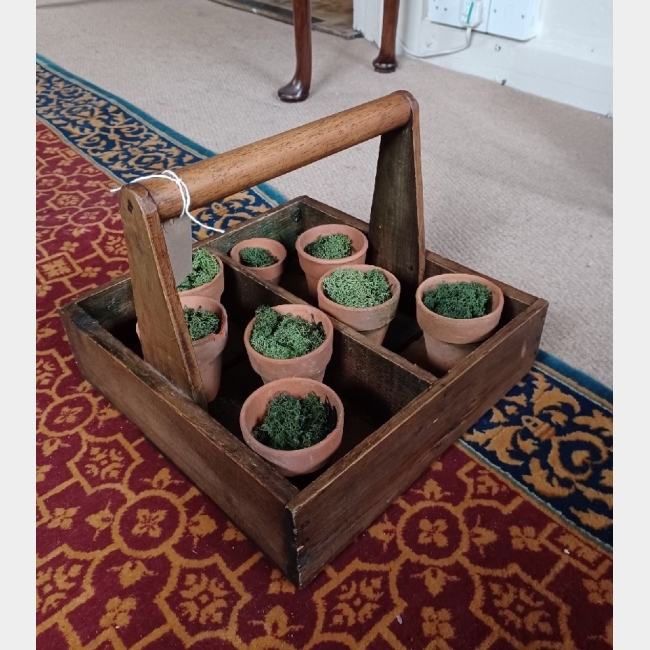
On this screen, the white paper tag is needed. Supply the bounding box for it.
[163,217,192,285]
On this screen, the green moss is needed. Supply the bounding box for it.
[177,248,220,291]
[423,281,492,319]
[183,306,221,341]
[253,391,337,451]
[304,234,354,260]
[239,246,278,268]
[322,268,391,308]
[250,305,326,359]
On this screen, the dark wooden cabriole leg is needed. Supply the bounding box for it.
[278,0,312,102]
[373,0,400,73]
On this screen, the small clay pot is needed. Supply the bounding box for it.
[243,304,334,384]
[230,237,287,284]
[295,224,368,299]
[415,273,504,375]
[179,296,229,402]
[240,377,345,477]
[316,264,401,345]
[137,295,229,402]
[178,251,224,303]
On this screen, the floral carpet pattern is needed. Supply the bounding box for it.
[36,56,613,649]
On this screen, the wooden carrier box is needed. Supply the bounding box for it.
[60,92,548,588]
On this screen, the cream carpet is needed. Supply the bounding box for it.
[36,0,613,388]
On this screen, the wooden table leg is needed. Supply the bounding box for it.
[278,0,312,102]
[373,0,400,73]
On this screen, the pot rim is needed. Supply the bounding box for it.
[243,303,334,366]
[316,264,401,315]
[230,237,287,274]
[240,377,344,458]
[415,273,504,326]
[295,224,369,266]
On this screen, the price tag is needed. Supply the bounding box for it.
[163,217,192,285]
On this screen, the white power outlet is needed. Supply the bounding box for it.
[427,0,490,33]
[486,0,543,41]
[427,0,460,28]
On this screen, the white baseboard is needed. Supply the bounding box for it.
[397,24,613,116]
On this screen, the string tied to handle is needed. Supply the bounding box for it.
[110,169,225,233]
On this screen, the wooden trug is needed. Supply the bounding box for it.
[59,92,548,588]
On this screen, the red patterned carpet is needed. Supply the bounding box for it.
[36,58,613,649]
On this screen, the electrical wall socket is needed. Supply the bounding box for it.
[485,0,543,41]
[427,0,490,33]
[427,0,543,41]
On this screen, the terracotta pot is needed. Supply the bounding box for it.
[136,295,228,402]
[240,377,345,477]
[415,273,504,375]
[244,304,334,384]
[178,252,224,302]
[295,224,368,299]
[316,264,401,345]
[230,237,287,284]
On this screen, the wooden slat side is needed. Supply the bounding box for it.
[327,329,432,416]
[368,99,425,316]
[119,185,206,407]
[288,300,548,587]
[76,274,135,328]
[60,303,299,575]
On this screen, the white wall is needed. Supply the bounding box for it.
[353,0,612,116]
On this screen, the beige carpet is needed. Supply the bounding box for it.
[36,0,613,388]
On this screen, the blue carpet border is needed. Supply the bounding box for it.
[36,53,288,208]
[535,349,612,403]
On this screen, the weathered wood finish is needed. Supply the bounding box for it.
[61,241,547,588]
[118,185,206,408]
[61,219,547,587]
[368,95,425,316]
[287,299,547,586]
[59,302,298,575]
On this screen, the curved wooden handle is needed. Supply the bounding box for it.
[129,91,416,221]
[119,90,423,410]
